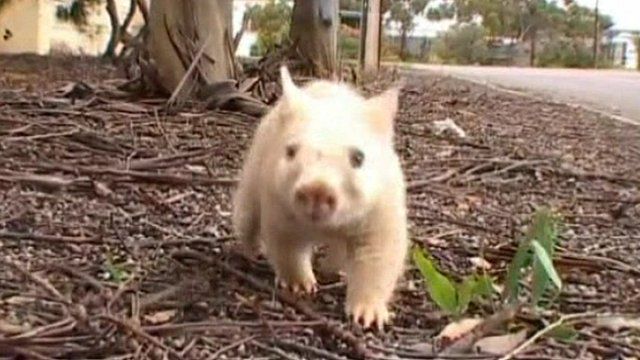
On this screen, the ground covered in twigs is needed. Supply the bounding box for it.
[1,54,639,360]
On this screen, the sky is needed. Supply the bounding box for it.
[575,0,640,30]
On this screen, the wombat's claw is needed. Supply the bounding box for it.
[346,301,391,331]
[276,277,318,295]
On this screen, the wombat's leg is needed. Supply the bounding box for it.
[344,232,407,330]
[319,240,347,275]
[232,177,261,255]
[263,232,317,295]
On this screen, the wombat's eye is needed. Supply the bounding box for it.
[349,148,365,168]
[285,144,299,160]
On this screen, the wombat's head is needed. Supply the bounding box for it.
[271,66,400,228]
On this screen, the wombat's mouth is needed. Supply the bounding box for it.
[310,208,330,222]
[293,203,338,226]
[291,183,339,225]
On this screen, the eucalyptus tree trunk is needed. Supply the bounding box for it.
[289,0,339,78]
[103,0,120,58]
[146,0,235,95]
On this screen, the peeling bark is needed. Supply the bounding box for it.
[289,0,339,78]
[146,0,235,95]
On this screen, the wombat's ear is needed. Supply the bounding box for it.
[279,65,307,113]
[280,66,297,96]
[364,86,400,140]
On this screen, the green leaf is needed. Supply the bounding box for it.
[531,259,551,306]
[413,247,459,315]
[473,274,496,299]
[530,210,560,307]
[105,257,130,284]
[456,277,476,315]
[504,239,532,303]
[546,324,578,343]
[531,240,562,290]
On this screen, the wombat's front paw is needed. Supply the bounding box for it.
[276,272,318,295]
[345,299,391,330]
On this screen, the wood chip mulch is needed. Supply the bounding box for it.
[1,54,639,359]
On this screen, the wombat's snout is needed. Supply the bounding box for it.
[294,182,337,221]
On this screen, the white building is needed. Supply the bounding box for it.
[0,0,144,56]
[604,29,639,70]
[232,0,263,57]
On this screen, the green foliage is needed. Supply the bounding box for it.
[450,0,522,38]
[434,23,489,65]
[415,207,563,318]
[105,256,130,283]
[426,2,455,21]
[246,0,292,55]
[537,38,594,68]
[339,0,394,14]
[413,247,496,317]
[504,208,562,308]
[563,3,613,38]
[387,0,430,34]
[340,0,361,11]
[436,0,612,40]
[432,0,614,66]
[531,240,562,303]
[546,323,579,343]
[504,237,533,303]
[339,35,360,60]
[383,0,431,60]
[413,247,458,315]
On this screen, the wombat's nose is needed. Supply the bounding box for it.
[295,183,337,215]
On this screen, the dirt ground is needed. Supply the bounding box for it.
[1,54,639,360]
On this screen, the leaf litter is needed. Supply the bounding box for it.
[0,54,639,359]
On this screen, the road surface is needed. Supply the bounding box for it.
[404,64,640,125]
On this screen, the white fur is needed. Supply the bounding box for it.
[232,66,409,329]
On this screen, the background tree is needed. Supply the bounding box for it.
[434,23,488,64]
[245,0,292,55]
[434,0,612,66]
[289,0,339,78]
[562,1,612,38]
[56,0,142,59]
[139,0,341,112]
[386,0,430,60]
[145,0,235,97]
[340,0,361,11]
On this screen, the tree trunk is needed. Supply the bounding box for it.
[361,0,381,73]
[103,0,120,58]
[289,0,339,78]
[135,0,149,24]
[118,0,136,46]
[592,0,599,68]
[146,0,235,95]
[400,27,407,61]
[529,29,537,67]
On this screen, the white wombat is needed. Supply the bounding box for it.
[232,66,408,329]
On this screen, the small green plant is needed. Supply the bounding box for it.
[104,255,131,283]
[545,323,579,343]
[413,207,563,318]
[505,208,563,309]
[413,247,496,318]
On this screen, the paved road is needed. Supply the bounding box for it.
[404,64,640,125]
